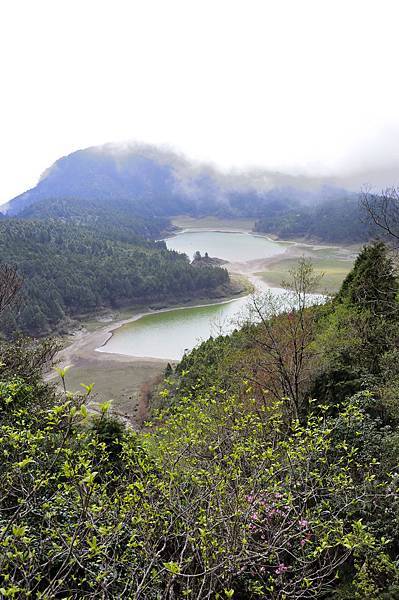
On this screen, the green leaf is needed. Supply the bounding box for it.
[99,400,112,414]
[80,383,95,395]
[163,561,181,575]
[53,365,71,379]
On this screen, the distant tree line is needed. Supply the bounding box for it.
[254,195,375,242]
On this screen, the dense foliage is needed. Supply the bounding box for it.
[0,217,229,335]
[0,242,399,598]
[254,196,374,242]
[18,197,168,238]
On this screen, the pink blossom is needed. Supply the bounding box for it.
[275,563,288,575]
[299,518,309,528]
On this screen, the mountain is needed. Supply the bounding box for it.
[18,196,171,241]
[3,143,355,219]
[5,143,381,243]
[4,145,188,216]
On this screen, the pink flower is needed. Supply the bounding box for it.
[299,518,309,528]
[300,539,306,547]
[250,512,259,521]
[275,563,288,575]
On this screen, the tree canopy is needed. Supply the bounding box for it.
[1,242,399,597]
[0,217,229,336]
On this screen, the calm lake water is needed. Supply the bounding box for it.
[165,230,286,263]
[97,231,288,360]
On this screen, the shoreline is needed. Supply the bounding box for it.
[55,278,251,371]
[169,216,361,253]
[55,225,357,423]
[59,233,354,366]
[51,280,253,425]
[95,293,251,358]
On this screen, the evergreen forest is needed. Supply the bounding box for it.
[0,203,230,335]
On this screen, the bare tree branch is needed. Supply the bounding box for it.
[0,263,23,316]
[360,186,399,245]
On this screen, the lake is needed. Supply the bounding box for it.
[165,230,287,263]
[97,230,289,360]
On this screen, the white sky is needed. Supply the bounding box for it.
[1,0,399,204]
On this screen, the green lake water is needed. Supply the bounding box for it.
[97,231,288,360]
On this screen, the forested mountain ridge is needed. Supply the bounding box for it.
[3,145,214,216]
[3,144,366,240]
[18,196,171,241]
[254,195,374,242]
[18,183,370,246]
[0,217,230,336]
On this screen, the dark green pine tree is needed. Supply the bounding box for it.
[312,242,399,402]
[337,241,398,319]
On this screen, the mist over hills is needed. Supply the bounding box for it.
[3,143,357,218]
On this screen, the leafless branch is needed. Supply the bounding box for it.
[0,263,23,316]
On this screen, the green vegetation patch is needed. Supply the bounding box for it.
[171,215,256,231]
[1,242,399,597]
[257,256,354,293]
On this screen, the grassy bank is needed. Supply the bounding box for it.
[257,255,354,293]
[171,215,256,231]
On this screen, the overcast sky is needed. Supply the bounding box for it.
[1,0,399,204]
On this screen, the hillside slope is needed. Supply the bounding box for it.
[4,144,359,226]
[1,244,399,597]
[0,217,230,336]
